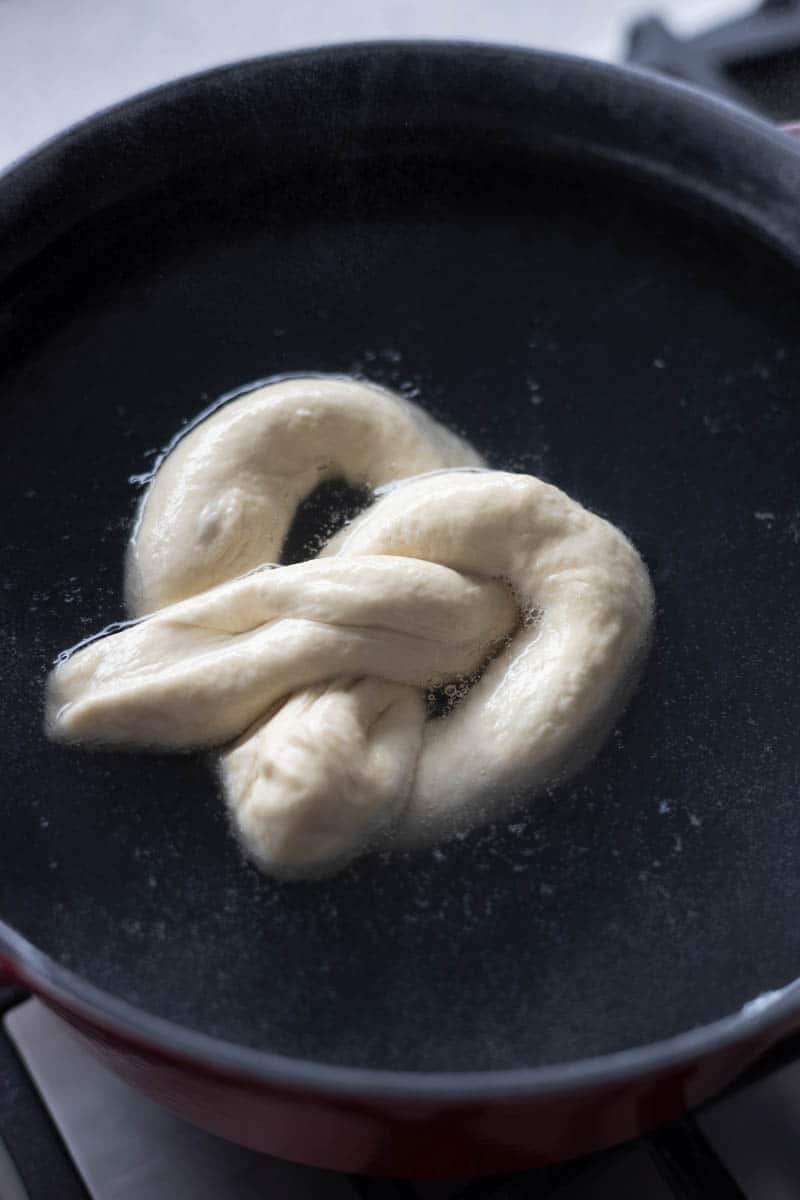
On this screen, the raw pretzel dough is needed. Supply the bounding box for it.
[47,377,653,877]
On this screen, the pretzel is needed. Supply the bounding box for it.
[47,378,653,877]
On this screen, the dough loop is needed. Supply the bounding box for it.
[47,377,653,877]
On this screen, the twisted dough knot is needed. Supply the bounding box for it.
[48,378,653,877]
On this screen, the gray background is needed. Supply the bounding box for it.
[1,0,743,171]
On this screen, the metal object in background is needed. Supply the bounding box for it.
[627,0,800,117]
[3,1000,352,1200]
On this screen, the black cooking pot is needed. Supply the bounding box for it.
[2,41,800,1177]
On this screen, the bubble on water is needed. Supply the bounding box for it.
[521,604,540,627]
[426,668,484,718]
[527,376,544,405]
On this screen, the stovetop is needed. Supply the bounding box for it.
[5,987,800,1200]
[5,4,800,1198]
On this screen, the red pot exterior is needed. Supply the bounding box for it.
[27,990,800,1176]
